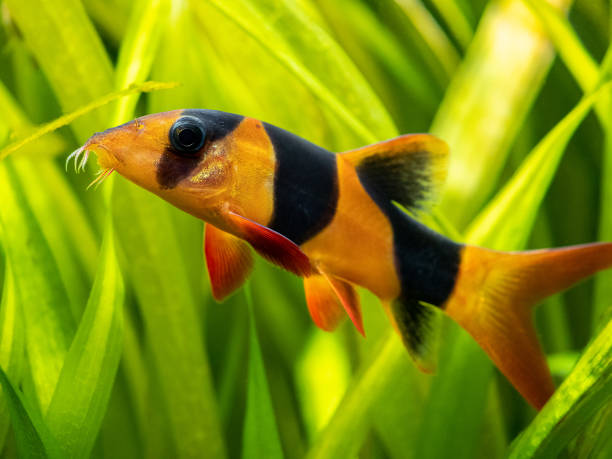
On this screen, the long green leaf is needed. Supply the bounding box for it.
[112,181,226,459]
[0,81,67,158]
[0,160,75,413]
[203,0,396,144]
[0,81,178,161]
[0,244,25,451]
[241,284,283,459]
[44,224,124,459]
[0,367,59,459]
[435,0,572,228]
[467,82,612,248]
[508,314,612,458]
[4,0,113,139]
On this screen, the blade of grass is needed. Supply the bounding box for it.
[394,0,461,79]
[0,81,67,157]
[43,221,124,459]
[0,160,75,413]
[112,181,227,459]
[4,0,113,139]
[306,334,413,459]
[203,0,396,144]
[112,0,169,124]
[521,0,610,125]
[466,81,612,248]
[520,1,598,89]
[508,313,612,458]
[0,367,59,459]
[241,283,283,459]
[0,254,25,451]
[314,0,442,123]
[0,81,178,161]
[593,46,612,330]
[429,0,475,49]
[435,0,572,228]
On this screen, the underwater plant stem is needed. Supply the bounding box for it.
[306,333,407,459]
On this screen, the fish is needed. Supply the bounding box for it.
[71,109,612,410]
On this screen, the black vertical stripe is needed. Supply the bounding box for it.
[356,173,462,307]
[264,123,339,245]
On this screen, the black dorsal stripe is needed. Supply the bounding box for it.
[264,123,339,245]
[356,172,462,307]
[157,109,243,189]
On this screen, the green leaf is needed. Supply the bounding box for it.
[0,367,59,459]
[0,80,67,158]
[4,0,114,139]
[44,224,124,459]
[0,259,25,450]
[112,0,169,125]
[241,284,283,459]
[466,82,612,248]
[202,0,396,144]
[508,314,612,458]
[306,335,417,459]
[521,0,601,96]
[593,45,612,330]
[428,0,475,49]
[0,160,75,412]
[112,181,226,459]
[434,0,572,228]
[0,81,178,161]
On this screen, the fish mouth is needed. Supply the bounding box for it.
[66,138,118,189]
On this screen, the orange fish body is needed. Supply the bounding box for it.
[74,109,612,410]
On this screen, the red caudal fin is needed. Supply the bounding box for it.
[444,243,612,410]
[204,224,253,301]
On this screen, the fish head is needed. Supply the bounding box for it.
[77,109,263,224]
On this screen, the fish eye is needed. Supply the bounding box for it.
[170,116,206,154]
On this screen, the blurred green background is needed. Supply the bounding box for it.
[0,0,611,458]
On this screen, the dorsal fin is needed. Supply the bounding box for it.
[341,134,449,214]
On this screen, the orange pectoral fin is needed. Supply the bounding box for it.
[226,211,314,277]
[303,275,347,331]
[204,224,254,301]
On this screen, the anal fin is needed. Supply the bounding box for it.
[204,224,253,301]
[385,297,438,373]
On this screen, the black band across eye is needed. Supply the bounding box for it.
[169,116,206,154]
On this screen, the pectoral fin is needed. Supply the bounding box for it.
[226,211,313,277]
[204,224,253,301]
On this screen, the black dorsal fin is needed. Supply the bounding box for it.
[341,134,449,214]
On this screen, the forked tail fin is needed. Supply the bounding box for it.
[443,242,612,410]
